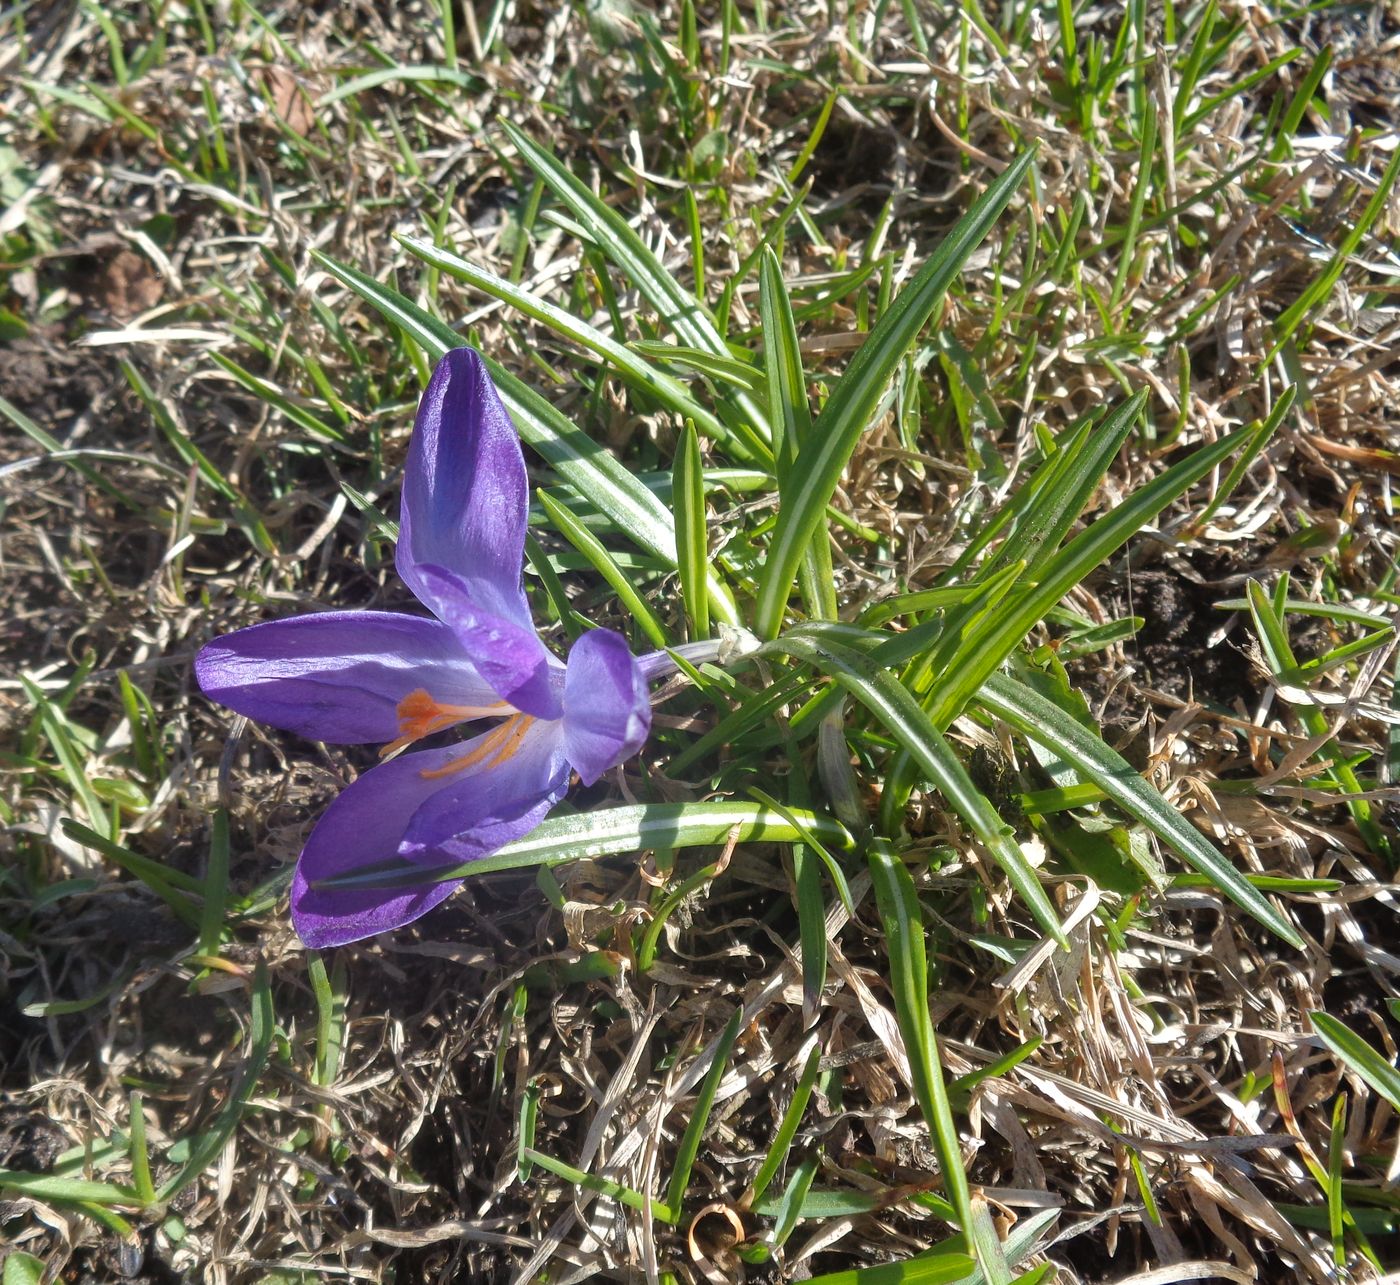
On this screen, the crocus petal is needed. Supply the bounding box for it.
[195,611,499,744]
[289,747,473,948]
[398,717,569,860]
[398,348,536,628]
[416,564,562,719]
[561,628,651,786]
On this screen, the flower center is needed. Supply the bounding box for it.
[419,712,536,780]
[379,688,509,759]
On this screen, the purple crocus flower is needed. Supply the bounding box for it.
[195,348,651,949]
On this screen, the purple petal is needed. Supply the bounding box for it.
[290,747,471,948]
[561,629,651,786]
[416,564,562,719]
[399,717,569,859]
[195,611,499,744]
[398,348,535,629]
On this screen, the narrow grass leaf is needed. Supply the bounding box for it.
[318,64,480,105]
[927,420,1252,730]
[317,801,853,889]
[673,422,710,639]
[398,233,733,447]
[868,841,973,1234]
[761,245,837,619]
[1271,144,1400,355]
[1311,1011,1400,1112]
[746,1040,821,1205]
[500,120,772,444]
[977,673,1305,947]
[773,632,1066,945]
[755,147,1037,638]
[666,1008,744,1213]
[536,488,668,647]
[630,341,765,394]
[968,1195,1012,1284]
[522,1148,677,1222]
[22,677,108,837]
[0,1172,142,1207]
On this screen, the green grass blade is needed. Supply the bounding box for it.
[673,422,710,639]
[1270,145,1400,356]
[754,147,1037,638]
[316,801,854,889]
[666,1008,744,1213]
[761,245,836,620]
[318,64,481,105]
[868,840,973,1235]
[926,419,1252,728]
[536,488,668,647]
[977,673,1305,947]
[746,1040,821,1205]
[0,1172,142,1207]
[522,1148,677,1222]
[1310,1011,1400,1112]
[773,632,1066,945]
[499,119,772,446]
[21,676,109,837]
[397,233,734,447]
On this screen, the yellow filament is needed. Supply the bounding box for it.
[419,713,536,780]
[379,688,508,759]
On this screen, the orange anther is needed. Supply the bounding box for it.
[379,689,509,759]
[419,713,536,780]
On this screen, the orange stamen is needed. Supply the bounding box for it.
[419,713,537,780]
[379,688,509,759]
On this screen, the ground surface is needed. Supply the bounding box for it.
[3,1,1400,1283]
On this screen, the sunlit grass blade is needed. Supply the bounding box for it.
[21,676,109,838]
[673,422,709,639]
[1244,579,1389,861]
[318,64,481,106]
[630,340,765,394]
[773,631,1066,946]
[1310,1011,1400,1112]
[665,1008,743,1213]
[522,1148,677,1222]
[754,147,1037,638]
[976,672,1304,947]
[316,801,853,889]
[925,418,1253,729]
[745,1039,821,1206]
[536,488,668,647]
[968,1195,1012,1284]
[1190,384,1294,533]
[397,233,738,449]
[761,245,836,620]
[207,352,344,442]
[1270,144,1400,357]
[868,841,973,1237]
[0,1172,143,1208]
[500,119,772,445]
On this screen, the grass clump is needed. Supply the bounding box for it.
[3,1,1400,1282]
